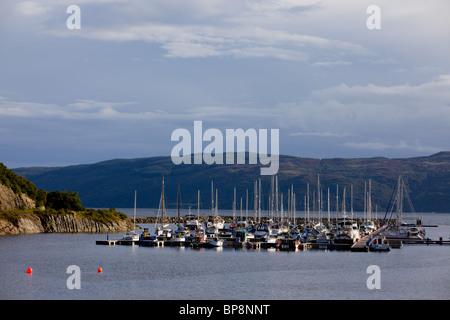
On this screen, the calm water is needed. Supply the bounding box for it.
[1,212,449,300]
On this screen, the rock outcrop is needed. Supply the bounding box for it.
[0,212,136,236]
[0,181,136,236]
[0,183,35,211]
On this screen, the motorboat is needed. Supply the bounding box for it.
[184,213,201,233]
[121,231,139,241]
[337,220,360,242]
[383,226,426,240]
[170,227,189,245]
[202,237,224,248]
[369,237,390,252]
[315,231,334,249]
[333,232,354,245]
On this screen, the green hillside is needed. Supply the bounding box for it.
[12,152,450,213]
[0,163,47,207]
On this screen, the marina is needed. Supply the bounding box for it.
[98,175,450,252]
[97,217,449,251]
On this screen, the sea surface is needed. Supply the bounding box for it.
[0,211,449,300]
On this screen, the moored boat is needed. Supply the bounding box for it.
[369,236,390,252]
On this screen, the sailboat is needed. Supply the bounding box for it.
[382,175,426,240]
[187,190,207,247]
[121,190,140,241]
[170,185,188,246]
[205,184,225,237]
[154,176,172,240]
[334,187,360,244]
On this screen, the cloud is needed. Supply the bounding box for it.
[0,98,155,121]
[6,0,369,61]
[14,1,50,16]
[291,131,352,138]
[342,141,443,154]
[1,0,449,166]
[58,23,369,61]
[311,60,352,67]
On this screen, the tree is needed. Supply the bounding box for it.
[46,190,84,211]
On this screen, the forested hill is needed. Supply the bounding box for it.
[12,152,450,213]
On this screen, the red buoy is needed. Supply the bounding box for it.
[98,267,102,273]
[27,268,33,274]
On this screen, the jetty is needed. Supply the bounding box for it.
[96,239,139,246]
[351,225,389,252]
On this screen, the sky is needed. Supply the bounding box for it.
[1,0,449,168]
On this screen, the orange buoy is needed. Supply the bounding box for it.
[27,268,33,274]
[97,267,102,273]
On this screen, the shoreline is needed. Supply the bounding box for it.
[0,211,135,236]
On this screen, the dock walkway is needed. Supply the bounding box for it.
[351,225,389,252]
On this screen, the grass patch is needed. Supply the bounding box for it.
[0,208,127,224]
[76,208,128,223]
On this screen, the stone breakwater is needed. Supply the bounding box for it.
[0,212,135,236]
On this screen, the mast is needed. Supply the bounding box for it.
[134,189,137,229]
[275,175,279,221]
[161,176,165,230]
[307,182,310,223]
[342,186,346,222]
[368,179,372,222]
[270,176,274,220]
[246,189,249,219]
[233,187,236,223]
[215,189,218,217]
[293,192,296,224]
[351,184,354,221]
[327,187,330,224]
[375,204,378,224]
[364,181,367,224]
[177,185,180,227]
[280,193,284,223]
[312,191,315,222]
[258,179,261,223]
[211,181,214,216]
[287,188,291,221]
[397,175,403,225]
[291,185,294,223]
[304,195,307,224]
[317,175,321,226]
[197,189,200,221]
[254,181,257,222]
[335,185,339,227]
[320,188,323,226]
[240,197,243,220]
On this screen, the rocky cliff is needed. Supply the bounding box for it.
[0,183,35,211]
[0,211,136,236]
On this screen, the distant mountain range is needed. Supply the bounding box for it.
[13,152,450,213]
